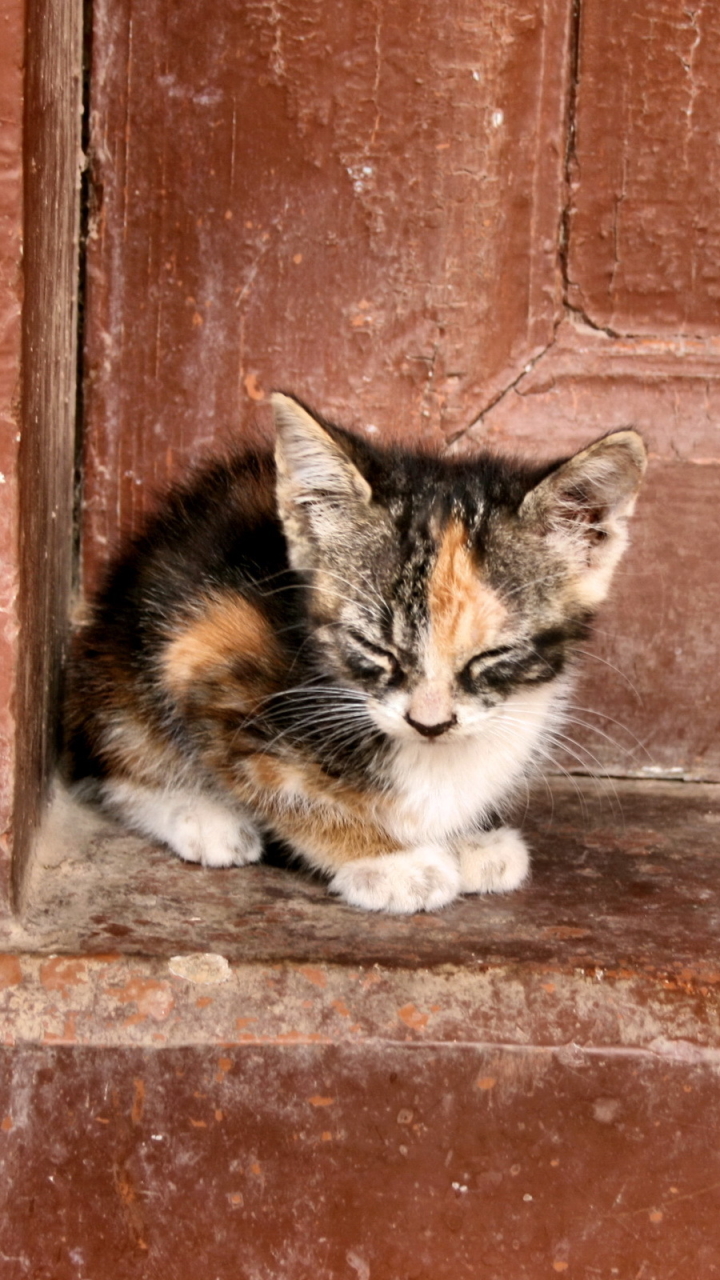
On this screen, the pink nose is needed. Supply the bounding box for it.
[407,682,454,730]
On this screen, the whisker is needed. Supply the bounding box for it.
[491,710,623,816]
[572,648,643,699]
[507,705,647,765]
[480,720,590,823]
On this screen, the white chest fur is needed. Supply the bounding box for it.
[384,682,565,843]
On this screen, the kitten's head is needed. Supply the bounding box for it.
[272,394,646,744]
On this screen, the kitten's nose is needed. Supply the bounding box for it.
[405,713,457,739]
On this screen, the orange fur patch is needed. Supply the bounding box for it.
[428,519,507,663]
[239,753,398,869]
[162,594,282,704]
[243,753,375,820]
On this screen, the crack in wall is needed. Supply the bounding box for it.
[557,0,631,338]
[446,0,584,449]
[558,0,581,307]
[444,340,556,448]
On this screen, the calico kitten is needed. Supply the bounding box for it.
[64,394,646,912]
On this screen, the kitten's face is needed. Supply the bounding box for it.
[303,507,585,744]
[272,394,646,747]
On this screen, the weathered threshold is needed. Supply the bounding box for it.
[0,778,717,1053]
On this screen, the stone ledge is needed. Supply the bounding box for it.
[0,777,716,1053]
[0,953,719,1055]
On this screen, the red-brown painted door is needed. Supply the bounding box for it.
[82,0,720,779]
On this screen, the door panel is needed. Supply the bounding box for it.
[83,0,570,583]
[568,0,720,333]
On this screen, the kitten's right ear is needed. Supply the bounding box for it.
[272,393,372,571]
[519,428,647,607]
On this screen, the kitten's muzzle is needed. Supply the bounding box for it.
[405,713,457,739]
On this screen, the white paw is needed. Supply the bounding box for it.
[329,847,461,914]
[102,782,263,868]
[456,827,530,894]
[167,803,263,868]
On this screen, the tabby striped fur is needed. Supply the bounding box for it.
[64,395,646,912]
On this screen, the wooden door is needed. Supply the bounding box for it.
[80,0,720,782]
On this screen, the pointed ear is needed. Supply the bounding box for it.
[272,393,373,571]
[519,429,647,607]
[272,394,372,505]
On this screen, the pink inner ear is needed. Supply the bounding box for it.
[558,484,609,540]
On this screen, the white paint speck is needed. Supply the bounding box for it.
[346,163,375,195]
[491,109,504,128]
[472,70,480,81]
[347,1252,370,1280]
[452,1182,469,1193]
[0,474,6,484]
[523,1193,533,1202]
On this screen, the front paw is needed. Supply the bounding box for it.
[456,827,530,894]
[329,847,461,914]
[170,805,263,868]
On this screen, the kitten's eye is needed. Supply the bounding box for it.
[475,645,515,662]
[466,645,516,672]
[461,645,520,684]
[345,630,401,680]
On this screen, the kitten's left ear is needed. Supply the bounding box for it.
[519,429,647,606]
[272,393,373,571]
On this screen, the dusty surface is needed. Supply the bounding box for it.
[11,777,719,976]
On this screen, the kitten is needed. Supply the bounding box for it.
[64,394,646,913]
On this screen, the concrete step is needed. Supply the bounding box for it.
[0,779,718,1277]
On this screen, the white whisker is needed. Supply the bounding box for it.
[572,648,642,699]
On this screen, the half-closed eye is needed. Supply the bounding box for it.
[463,644,517,676]
[346,630,401,679]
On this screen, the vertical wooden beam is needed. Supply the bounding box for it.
[0,0,26,907]
[14,0,83,902]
